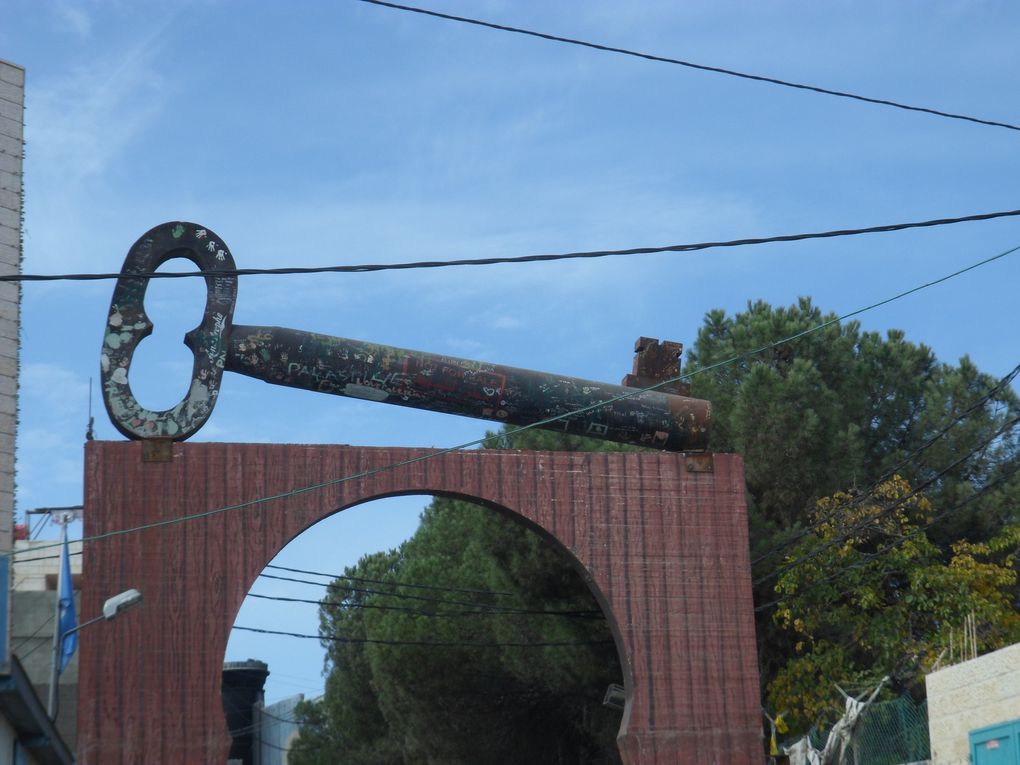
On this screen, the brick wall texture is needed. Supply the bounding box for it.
[0,60,22,558]
[926,641,1020,763]
[80,441,762,764]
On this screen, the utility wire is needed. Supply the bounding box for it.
[248,590,602,618]
[10,549,82,564]
[261,572,511,607]
[358,0,1020,134]
[13,631,53,662]
[750,362,1020,568]
[753,456,1020,614]
[265,562,514,596]
[753,412,1020,588]
[7,240,1018,562]
[7,208,1020,283]
[11,613,54,655]
[233,624,614,648]
[258,574,599,615]
[756,415,1020,600]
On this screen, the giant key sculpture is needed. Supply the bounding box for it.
[101,222,711,449]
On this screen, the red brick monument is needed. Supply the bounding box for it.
[79,442,761,763]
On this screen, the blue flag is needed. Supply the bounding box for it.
[57,532,77,673]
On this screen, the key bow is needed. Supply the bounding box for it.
[101,222,237,440]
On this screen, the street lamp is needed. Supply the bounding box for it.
[47,588,143,719]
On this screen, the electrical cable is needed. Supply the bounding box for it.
[749,361,1020,568]
[753,443,1020,613]
[10,549,82,564]
[6,208,1020,282]
[754,478,1020,618]
[11,613,54,655]
[6,239,1018,563]
[753,412,1020,588]
[264,562,514,596]
[257,574,600,615]
[29,513,47,540]
[233,623,614,648]
[357,0,1020,134]
[247,590,602,618]
[259,706,306,727]
[13,631,52,662]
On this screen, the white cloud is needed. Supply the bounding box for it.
[28,33,169,187]
[20,362,91,417]
[21,15,177,274]
[489,314,523,330]
[55,2,93,40]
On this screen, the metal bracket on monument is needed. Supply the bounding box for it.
[685,453,715,473]
[622,336,690,397]
[101,222,712,451]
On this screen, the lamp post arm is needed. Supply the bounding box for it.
[62,613,106,638]
[46,590,143,720]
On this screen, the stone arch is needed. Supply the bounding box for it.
[79,441,761,764]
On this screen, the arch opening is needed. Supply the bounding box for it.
[223,491,629,765]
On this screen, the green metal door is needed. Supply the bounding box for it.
[971,719,1020,765]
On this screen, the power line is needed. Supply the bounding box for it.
[233,624,614,649]
[248,590,602,619]
[753,412,1020,589]
[357,0,1020,134]
[261,572,512,607]
[7,239,1018,562]
[11,613,54,656]
[753,456,1020,614]
[756,414,1020,600]
[10,549,82,564]
[750,361,1020,568]
[264,562,514,596]
[7,208,1020,282]
[257,574,599,616]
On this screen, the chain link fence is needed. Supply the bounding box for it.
[849,695,930,765]
[789,694,931,765]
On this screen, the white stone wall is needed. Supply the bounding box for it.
[11,539,84,591]
[926,642,1020,764]
[0,59,23,559]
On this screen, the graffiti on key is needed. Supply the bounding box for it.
[101,222,711,449]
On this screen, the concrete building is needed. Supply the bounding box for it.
[259,694,304,765]
[0,57,73,765]
[927,641,1020,764]
[10,537,82,750]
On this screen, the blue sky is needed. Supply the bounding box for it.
[4,1,1019,704]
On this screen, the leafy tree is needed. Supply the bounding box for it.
[291,551,408,765]
[684,298,1018,535]
[683,298,1020,688]
[293,441,627,764]
[768,476,1020,732]
[295,297,1020,757]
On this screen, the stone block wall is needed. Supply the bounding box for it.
[0,58,23,558]
[927,642,1020,763]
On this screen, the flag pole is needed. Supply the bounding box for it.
[46,520,67,718]
[47,509,78,720]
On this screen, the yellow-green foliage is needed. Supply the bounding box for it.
[768,476,1019,734]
